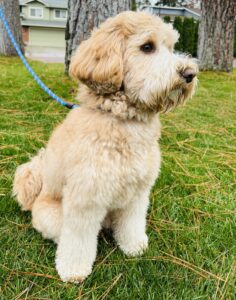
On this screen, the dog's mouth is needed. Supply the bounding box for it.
[160,88,185,113]
[160,78,197,113]
[139,87,187,114]
[168,88,183,102]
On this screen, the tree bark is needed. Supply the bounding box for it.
[65,0,131,74]
[198,0,235,72]
[0,0,24,56]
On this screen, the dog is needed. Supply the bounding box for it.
[13,11,198,283]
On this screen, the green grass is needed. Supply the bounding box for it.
[0,56,235,299]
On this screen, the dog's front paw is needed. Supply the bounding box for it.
[118,234,148,257]
[56,258,92,283]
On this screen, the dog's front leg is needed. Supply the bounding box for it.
[56,200,106,283]
[113,190,150,257]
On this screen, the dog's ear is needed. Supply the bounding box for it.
[70,20,124,94]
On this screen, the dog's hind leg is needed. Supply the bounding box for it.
[32,193,62,243]
[13,148,45,211]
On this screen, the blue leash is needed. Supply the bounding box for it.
[0,7,79,109]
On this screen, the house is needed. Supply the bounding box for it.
[140,5,200,21]
[19,0,68,61]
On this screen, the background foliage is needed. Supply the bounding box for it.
[164,16,199,57]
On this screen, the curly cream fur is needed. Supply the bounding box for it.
[13,11,198,283]
[13,148,45,211]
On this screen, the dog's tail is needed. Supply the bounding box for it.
[13,148,45,211]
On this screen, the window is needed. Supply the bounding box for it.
[54,9,67,19]
[29,7,43,18]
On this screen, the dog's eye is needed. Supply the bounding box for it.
[140,42,155,53]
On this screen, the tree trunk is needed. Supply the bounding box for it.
[65,0,131,74]
[0,0,24,56]
[198,0,235,72]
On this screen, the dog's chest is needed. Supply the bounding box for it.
[93,120,161,209]
[109,143,160,209]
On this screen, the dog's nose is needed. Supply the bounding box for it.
[181,68,196,83]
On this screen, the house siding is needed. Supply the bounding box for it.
[21,5,28,18]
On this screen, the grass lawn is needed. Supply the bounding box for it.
[0,56,235,299]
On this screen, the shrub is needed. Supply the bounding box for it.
[182,17,195,55]
[163,16,171,23]
[173,16,183,52]
[193,20,199,57]
[172,17,199,57]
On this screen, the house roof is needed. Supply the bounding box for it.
[188,7,201,15]
[21,19,67,28]
[19,0,68,9]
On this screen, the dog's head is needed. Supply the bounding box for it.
[70,11,198,113]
